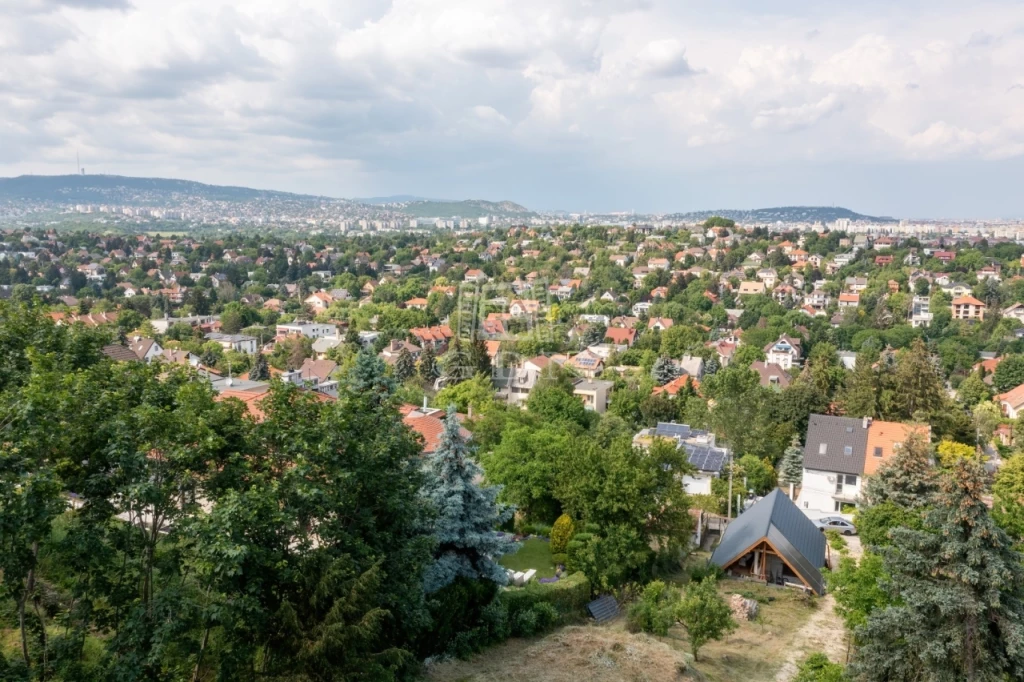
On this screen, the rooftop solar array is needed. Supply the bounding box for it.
[682,443,728,473]
[655,422,694,439]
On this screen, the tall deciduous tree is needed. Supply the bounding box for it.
[248,351,270,381]
[852,460,1024,681]
[994,354,1024,393]
[993,454,1024,541]
[422,407,518,593]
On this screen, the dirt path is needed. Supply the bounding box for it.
[773,594,849,681]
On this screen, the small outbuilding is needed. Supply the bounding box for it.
[709,489,828,595]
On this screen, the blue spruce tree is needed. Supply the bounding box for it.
[422,406,518,593]
[347,349,396,405]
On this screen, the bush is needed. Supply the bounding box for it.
[825,530,848,553]
[627,580,679,636]
[551,553,568,566]
[501,572,592,618]
[688,562,724,583]
[550,514,575,554]
[793,652,846,681]
[515,519,553,537]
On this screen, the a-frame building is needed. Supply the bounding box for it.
[709,489,828,595]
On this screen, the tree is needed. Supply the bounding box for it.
[550,514,575,555]
[885,339,944,421]
[675,577,736,662]
[861,433,938,509]
[936,439,977,467]
[840,350,879,418]
[248,352,270,381]
[972,400,1001,448]
[737,454,777,495]
[827,553,890,632]
[651,356,682,386]
[527,384,589,428]
[422,407,518,593]
[993,454,1024,540]
[481,423,572,523]
[994,354,1024,393]
[468,336,492,376]
[347,349,396,406]
[394,347,416,382]
[778,435,804,497]
[441,337,473,387]
[852,460,1024,681]
[434,373,495,415]
[419,343,438,381]
[957,372,991,408]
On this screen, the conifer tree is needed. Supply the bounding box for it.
[840,349,879,418]
[441,337,472,387]
[469,335,491,376]
[347,349,396,406]
[422,407,518,593]
[860,433,937,509]
[852,460,1024,681]
[418,343,438,382]
[703,356,720,376]
[777,435,804,497]
[394,347,415,383]
[249,352,270,381]
[652,356,682,386]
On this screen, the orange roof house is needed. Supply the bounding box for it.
[863,420,930,476]
[603,327,637,347]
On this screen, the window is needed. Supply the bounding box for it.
[845,474,858,486]
[845,426,853,433]
[834,501,841,512]
[843,446,853,456]
[819,443,828,455]
[873,446,883,457]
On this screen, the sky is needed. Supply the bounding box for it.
[2,0,1024,218]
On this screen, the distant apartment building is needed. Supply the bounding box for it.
[951,296,986,322]
[910,296,932,328]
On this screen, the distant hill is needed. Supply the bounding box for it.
[664,206,896,224]
[376,199,535,219]
[0,174,334,206]
[355,195,434,205]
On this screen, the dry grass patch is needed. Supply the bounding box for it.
[428,624,692,682]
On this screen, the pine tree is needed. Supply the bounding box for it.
[347,349,396,406]
[418,343,438,382]
[703,356,720,376]
[861,433,937,509]
[344,325,360,348]
[886,339,944,421]
[852,460,1024,681]
[652,356,682,386]
[394,348,415,383]
[249,352,270,381]
[469,335,491,376]
[778,435,804,497]
[421,407,518,593]
[441,337,472,387]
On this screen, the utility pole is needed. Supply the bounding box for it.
[726,451,733,519]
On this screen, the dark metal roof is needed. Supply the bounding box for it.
[710,489,827,595]
[803,414,870,476]
[101,344,142,363]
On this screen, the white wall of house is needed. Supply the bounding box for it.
[683,472,715,496]
[796,468,862,514]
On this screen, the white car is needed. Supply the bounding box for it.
[813,516,857,535]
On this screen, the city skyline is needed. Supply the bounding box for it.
[3,0,1024,218]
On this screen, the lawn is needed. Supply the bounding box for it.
[499,537,557,579]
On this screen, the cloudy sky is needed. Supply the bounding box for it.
[2,0,1023,217]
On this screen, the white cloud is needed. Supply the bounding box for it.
[1,0,1024,214]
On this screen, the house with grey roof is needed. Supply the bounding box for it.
[796,414,871,514]
[633,422,728,495]
[710,489,827,595]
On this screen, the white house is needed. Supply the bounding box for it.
[764,335,802,370]
[205,332,258,354]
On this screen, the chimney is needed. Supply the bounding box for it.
[863,416,872,429]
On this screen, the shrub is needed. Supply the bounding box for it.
[793,652,846,681]
[501,572,592,617]
[825,530,848,553]
[551,553,568,566]
[627,580,679,636]
[550,514,575,554]
[515,519,553,537]
[688,562,724,583]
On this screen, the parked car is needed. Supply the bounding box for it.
[813,516,857,535]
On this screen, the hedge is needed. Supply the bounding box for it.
[500,571,591,618]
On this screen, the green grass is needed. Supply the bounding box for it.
[499,538,556,579]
